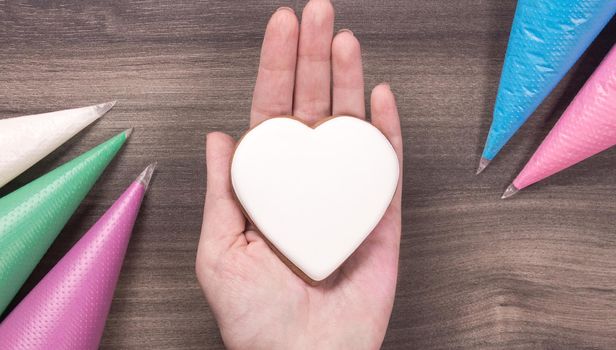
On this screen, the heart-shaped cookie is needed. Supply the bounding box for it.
[231,116,399,281]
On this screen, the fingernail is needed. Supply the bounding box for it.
[337,28,354,36]
[381,82,391,90]
[276,6,295,14]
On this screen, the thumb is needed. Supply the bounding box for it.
[198,132,246,266]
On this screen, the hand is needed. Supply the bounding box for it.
[196,1,403,349]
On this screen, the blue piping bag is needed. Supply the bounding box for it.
[478,0,615,173]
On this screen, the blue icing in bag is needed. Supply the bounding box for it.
[481,0,615,161]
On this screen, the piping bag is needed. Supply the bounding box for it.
[0,164,155,350]
[479,1,616,172]
[0,102,116,188]
[504,44,616,197]
[0,130,130,314]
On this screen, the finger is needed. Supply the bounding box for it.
[360,84,403,254]
[367,83,403,267]
[332,30,365,119]
[199,132,247,261]
[371,84,403,165]
[342,84,403,286]
[250,7,299,127]
[293,0,334,124]
[371,84,403,226]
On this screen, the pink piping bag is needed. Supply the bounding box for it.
[504,45,616,198]
[0,163,156,349]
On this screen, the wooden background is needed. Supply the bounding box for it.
[1,1,615,348]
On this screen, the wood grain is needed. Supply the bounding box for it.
[1,1,615,349]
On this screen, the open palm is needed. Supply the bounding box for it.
[196,1,403,349]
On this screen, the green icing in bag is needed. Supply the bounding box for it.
[0,129,130,314]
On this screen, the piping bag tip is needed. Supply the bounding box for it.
[501,184,519,199]
[136,162,157,190]
[94,101,117,116]
[123,127,134,139]
[476,157,490,175]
